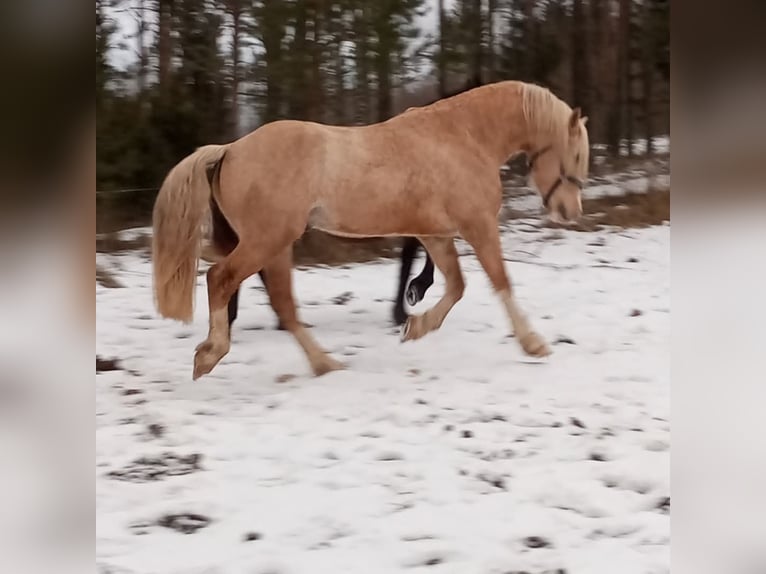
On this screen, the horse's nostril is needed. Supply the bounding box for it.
[557,203,567,220]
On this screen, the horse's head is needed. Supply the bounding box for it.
[527,107,589,223]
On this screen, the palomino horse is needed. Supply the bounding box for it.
[152,81,589,379]
[223,74,486,330]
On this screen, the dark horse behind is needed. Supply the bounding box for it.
[226,74,484,330]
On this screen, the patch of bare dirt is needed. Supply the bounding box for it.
[106,452,202,482]
[96,264,124,288]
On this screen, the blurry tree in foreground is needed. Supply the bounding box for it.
[96,0,669,196]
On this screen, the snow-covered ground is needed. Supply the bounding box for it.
[96,218,670,574]
[97,219,670,574]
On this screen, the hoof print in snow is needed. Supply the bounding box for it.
[589,451,608,462]
[243,531,262,542]
[146,423,165,438]
[627,256,639,263]
[121,388,143,396]
[107,452,202,482]
[570,417,586,429]
[275,373,297,384]
[461,429,474,438]
[655,496,670,513]
[523,536,552,549]
[423,557,443,566]
[629,308,643,317]
[157,513,210,534]
[414,398,428,405]
[376,450,405,462]
[554,335,576,345]
[332,291,354,305]
[477,473,506,490]
[443,424,455,432]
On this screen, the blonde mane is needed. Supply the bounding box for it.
[521,83,573,149]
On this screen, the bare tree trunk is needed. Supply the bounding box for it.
[438,0,446,96]
[307,0,324,122]
[158,0,173,94]
[373,4,392,122]
[471,0,483,82]
[487,0,496,82]
[353,4,371,123]
[291,0,309,119]
[136,0,148,94]
[228,0,242,138]
[641,2,655,156]
[571,0,589,112]
[376,45,392,122]
[609,0,632,156]
[588,0,605,144]
[261,2,285,122]
[331,3,346,124]
[522,0,535,81]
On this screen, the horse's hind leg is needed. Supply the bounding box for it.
[406,250,435,306]
[193,244,264,379]
[393,237,419,325]
[227,288,240,327]
[461,221,551,357]
[402,237,464,342]
[262,245,343,376]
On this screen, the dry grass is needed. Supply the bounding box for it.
[544,187,670,232]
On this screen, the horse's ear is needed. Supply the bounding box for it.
[581,116,589,126]
[569,107,582,132]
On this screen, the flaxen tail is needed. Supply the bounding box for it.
[152,144,229,322]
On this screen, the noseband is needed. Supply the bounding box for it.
[526,145,584,208]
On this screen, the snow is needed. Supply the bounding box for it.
[97,220,669,574]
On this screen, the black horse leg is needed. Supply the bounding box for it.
[406,253,435,306]
[227,270,284,331]
[227,287,240,327]
[393,237,420,325]
[258,269,288,331]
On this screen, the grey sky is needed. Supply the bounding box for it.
[105,0,455,71]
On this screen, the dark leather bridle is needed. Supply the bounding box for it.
[526,145,585,208]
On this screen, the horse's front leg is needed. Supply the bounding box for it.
[462,221,551,357]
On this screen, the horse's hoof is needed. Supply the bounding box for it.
[405,283,422,306]
[193,340,228,380]
[400,317,412,341]
[312,355,345,376]
[519,332,552,358]
[401,315,425,342]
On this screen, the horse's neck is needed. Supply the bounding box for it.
[442,83,529,166]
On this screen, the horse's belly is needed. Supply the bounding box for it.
[307,204,455,238]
